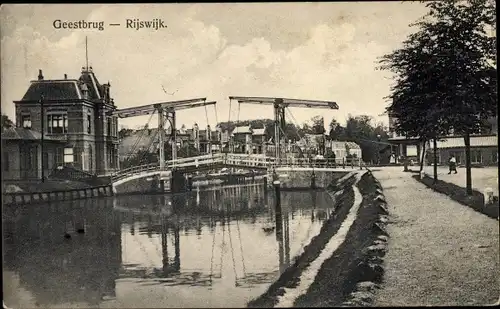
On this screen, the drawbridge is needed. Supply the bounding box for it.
[112,95,342,186]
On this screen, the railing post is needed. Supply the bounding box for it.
[158,107,165,170]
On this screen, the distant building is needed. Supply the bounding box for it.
[197,124,221,154]
[428,135,498,166]
[5,67,119,179]
[251,128,267,154]
[327,141,362,161]
[387,112,422,162]
[231,125,253,154]
[389,110,498,165]
[119,122,223,162]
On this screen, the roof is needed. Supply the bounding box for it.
[21,80,82,101]
[430,135,498,149]
[18,68,106,103]
[252,128,266,136]
[232,126,252,134]
[1,127,66,142]
[78,70,104,100]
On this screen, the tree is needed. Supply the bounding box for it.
[329,118,345,141]
[379,0,497,192]
[311,115,326,134]
[325,114,391,163]
[118,128,134,139]
[1,114,14,131]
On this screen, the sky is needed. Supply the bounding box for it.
[1,2,430,130]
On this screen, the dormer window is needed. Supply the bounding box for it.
[21,114,31,129]
[81,83,89,99]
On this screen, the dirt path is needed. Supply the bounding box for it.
[373,167,499,306]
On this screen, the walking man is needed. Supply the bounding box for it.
[448,154,458,174]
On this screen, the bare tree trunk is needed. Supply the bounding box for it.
[419,141,426,173]
[464,132,473,195]
[433,138,438,184]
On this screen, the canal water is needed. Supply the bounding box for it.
[3,181,336,308]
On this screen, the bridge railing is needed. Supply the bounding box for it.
[224,153,272,167]
[168,153,223,165]
[167,154,223,169]
[111,163,161,181]
[112,154,365,183]
[273,157,363,169]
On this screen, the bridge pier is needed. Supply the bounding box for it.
[151,175,160,193]
[274,179,282,235]
[170,170,188,193]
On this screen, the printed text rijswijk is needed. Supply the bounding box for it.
[53,19,167,31]
[127,19,167,30]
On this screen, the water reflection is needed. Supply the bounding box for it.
[3,198,121,308]
[3,181,335,308]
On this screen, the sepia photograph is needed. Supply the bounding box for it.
[1,1,498,308]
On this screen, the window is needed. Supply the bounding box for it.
[47,114,68,134]
[107,117,112,136]
[55,148,64,166]
[113,117,118,137]
[42,152,49,170]
[492,150,498,163]
[64,148,74,163]
[88,146,93,171]
[87,114,92,134]
[471,150,482,164]
[3,152,9,171]
[21,115,31,129]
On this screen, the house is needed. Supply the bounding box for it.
[198,125,222,154]
[9,67,119,178]
[328,141,362,162]
[231,125,253,154]
[118,122,224,162]
[387,112,422,162]
[251,128,266,154]
[1,128,67,180]
[427,135,498,166]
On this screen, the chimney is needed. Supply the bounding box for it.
[38,69,44,80]
[64,74,67,79]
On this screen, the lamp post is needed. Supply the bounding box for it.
[40,94,45,183]
[376,134,381,166]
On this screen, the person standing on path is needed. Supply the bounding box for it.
[448,154,458,174]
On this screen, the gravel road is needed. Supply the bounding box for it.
[373,167,499,306]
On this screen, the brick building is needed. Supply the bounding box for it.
[10,67,119,177]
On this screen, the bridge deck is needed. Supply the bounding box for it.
[112,153,363,185]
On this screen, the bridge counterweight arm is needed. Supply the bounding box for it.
[166,101,216,112]
[229,96,338,109]
[113,97,209,118]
